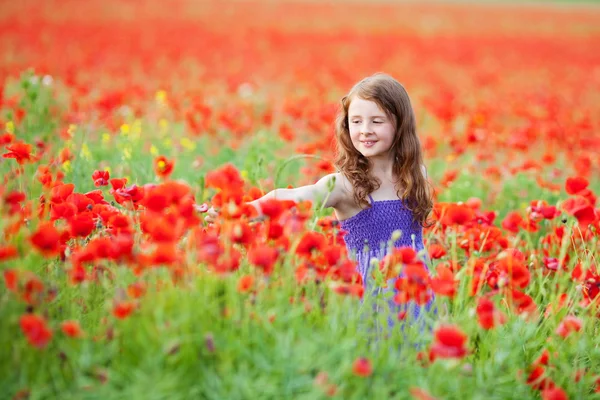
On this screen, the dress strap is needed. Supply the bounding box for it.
[368,194,375,206]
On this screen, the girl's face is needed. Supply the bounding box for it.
[347,97,396,160]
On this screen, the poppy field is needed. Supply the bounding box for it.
[1,0,600,399]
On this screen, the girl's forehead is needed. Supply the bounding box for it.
[348,97,387,116]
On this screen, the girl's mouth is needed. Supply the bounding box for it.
[361,141,377,148]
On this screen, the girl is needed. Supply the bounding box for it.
[205,73,435,334]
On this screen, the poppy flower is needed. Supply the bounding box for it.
[20,314,53,348]
[565,176,588,195]
[331,283,363,298]
[555,315,582,338]
[501,211,524,233]
[351,357,372,377]
[429,325,468,361]
[2,142,34,164]
[30,222,62,256]
[0,245,18,262]
[3,269,18,291]
[237,274,254,293]
[409,387,438,400]
[92,170,110,186]
[394,263,432,305]
[295,231,327,258]
[428,244,447,259]
[476,297,506,330]
[113,301,136,319]
[527,366,555,391]
[61,320,84,338]
[430,265,457,298]
[248,245,280,275]
[69,212,96,237]
[541,387,568,400]
[441,203,475,226]
[154,155,175,179]
[562,196,597,226]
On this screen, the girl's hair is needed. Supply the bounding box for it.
[334,72,434,227]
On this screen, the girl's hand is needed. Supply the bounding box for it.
[203,207,220,225]
[194,203,219,225]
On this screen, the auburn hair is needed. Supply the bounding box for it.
[334,72,434,227]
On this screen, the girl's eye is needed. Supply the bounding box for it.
[351,121,360,124]
[373,121,383,124]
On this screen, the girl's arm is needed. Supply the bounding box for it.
[204,173,347,224]
[249,173,345,215]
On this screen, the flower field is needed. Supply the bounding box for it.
[1,0,600,398]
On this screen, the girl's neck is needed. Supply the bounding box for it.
[369,154,397,183]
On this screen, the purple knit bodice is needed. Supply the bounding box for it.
[339,194,433,336]
[340,195,424,277]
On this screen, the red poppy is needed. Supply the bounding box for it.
[295,231,327,258]
[428,244,447,259]
[501,211,524,233]
[394,263,432,305]
[69,212,96,237]
[555,315,582,338]
[476,297,506,330]
[20,314,53,348]
[3,142,34,164]
[237,274,254,293]
[533,349,550,367]
[429,325,468,361]
[50,183,75,204]
[154,155,175,179]
[351,357,372,377]
[562,196,597,226]
[248,245,280,275]
[92,170,110,186]
[0,245,18,262]
[527,366,555,391]
[127,281,147,299]
[409,387,438,400]
[61,320,84,338]
[510,289,537,315]
[3,269,18,291]
[113,301,136,319]
[30,222,62,256]
[331,283,364,299]
[441,203,475,226]
[430,265,457,298]
[565,176,588,195]
[541,387,568,400]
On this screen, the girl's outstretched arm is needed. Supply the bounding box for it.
[203,173,348,224]
[248,172,346,215]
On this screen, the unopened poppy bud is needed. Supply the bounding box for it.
[391,229,402,241]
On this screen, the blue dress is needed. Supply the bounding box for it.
[339,194,435,343]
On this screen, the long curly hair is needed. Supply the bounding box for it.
[334,73,434,227]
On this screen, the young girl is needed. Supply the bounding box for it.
[205,73,435,334]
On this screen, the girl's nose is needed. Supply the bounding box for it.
[360,122,374,135]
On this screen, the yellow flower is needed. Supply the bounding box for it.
[102,133,111,144]
[62,160,71,173]
[241,170,249,180]
[5,121,14,134]
[68,124,77,136]
[80,143,92,160]
[150,145,159,156]
[159,118,169,136]
[155,90,167,105]
[120,124,130,135]
[123,147,131,160]
[162,138,172,148]
[180,137,196,151]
